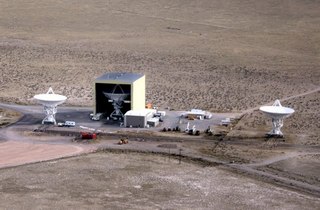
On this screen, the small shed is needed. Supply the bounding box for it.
[187,109,206,120]
[147,117,159,127]
[186,109,212,120]
[124,109,156,128]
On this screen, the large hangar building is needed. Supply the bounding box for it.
[94,73,145,119]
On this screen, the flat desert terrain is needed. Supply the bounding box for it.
[0,0,319,112]
[1,152,319,209]
[1,0,318,144]
[0,0,319,208]
[0,107,20,128]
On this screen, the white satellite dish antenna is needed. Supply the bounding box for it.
[33,87,67,124]
[259,99,294,137]
[103,84,130,120]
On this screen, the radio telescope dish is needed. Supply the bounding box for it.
[34,87,67,124]
[103,84,129,120]
[259,99,294,137]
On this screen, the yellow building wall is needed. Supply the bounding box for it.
[94,82,97,114]
[131,75,145,110]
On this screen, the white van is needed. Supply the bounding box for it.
[64,121,76,127]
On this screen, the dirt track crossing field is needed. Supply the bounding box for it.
[0,0,319,112]
[0,0,319,208]
[0,152,320,210]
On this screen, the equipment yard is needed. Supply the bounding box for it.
[0,0,319,209]
[0,102,319,208]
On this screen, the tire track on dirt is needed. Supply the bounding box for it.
[241,86,320,115]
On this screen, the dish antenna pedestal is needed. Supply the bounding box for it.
[259,99,294,137]
[103,85,130,120]
[34,88,67,124]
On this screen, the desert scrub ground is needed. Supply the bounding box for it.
[0,152,319,209]
[0,108,21,128]
[0,0,319,113]
[0,0,319,144]
[229,91,320,145]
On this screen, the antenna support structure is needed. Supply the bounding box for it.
[259,99,295,137]
[33,87,67,125]
[103,85,129,120]
[269,100,284,136]
[42,88,58,124]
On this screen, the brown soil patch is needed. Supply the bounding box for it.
[0,141,84,168]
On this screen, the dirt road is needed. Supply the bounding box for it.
[0,0,319,207]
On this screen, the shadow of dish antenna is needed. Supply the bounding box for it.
[259,99,295,137]
[33,87,67,124]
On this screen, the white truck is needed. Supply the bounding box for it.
[65,121,76,127]
[220,118,231,126]
[57,121,76,127]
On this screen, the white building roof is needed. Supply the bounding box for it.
[124,109,156,117]
[147,117,159,123]
[187,109,206,115]
[96,72,144,83]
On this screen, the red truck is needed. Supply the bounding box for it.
[80,132,97,140]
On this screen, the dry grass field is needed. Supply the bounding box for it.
[1,152,319,209]
[0,0,319,113]
[229,91,320,145]
[0,1,319,208]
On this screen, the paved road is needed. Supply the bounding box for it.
[0,102,225,133]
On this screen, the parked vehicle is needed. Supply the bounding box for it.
[64,121,76,127]
[57,122,65,127]
[118,137,129,145]
[80,132,97,140]
[221,118,231,126]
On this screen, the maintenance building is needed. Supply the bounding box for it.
[124,109,157,128]
[94,73,145,119]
